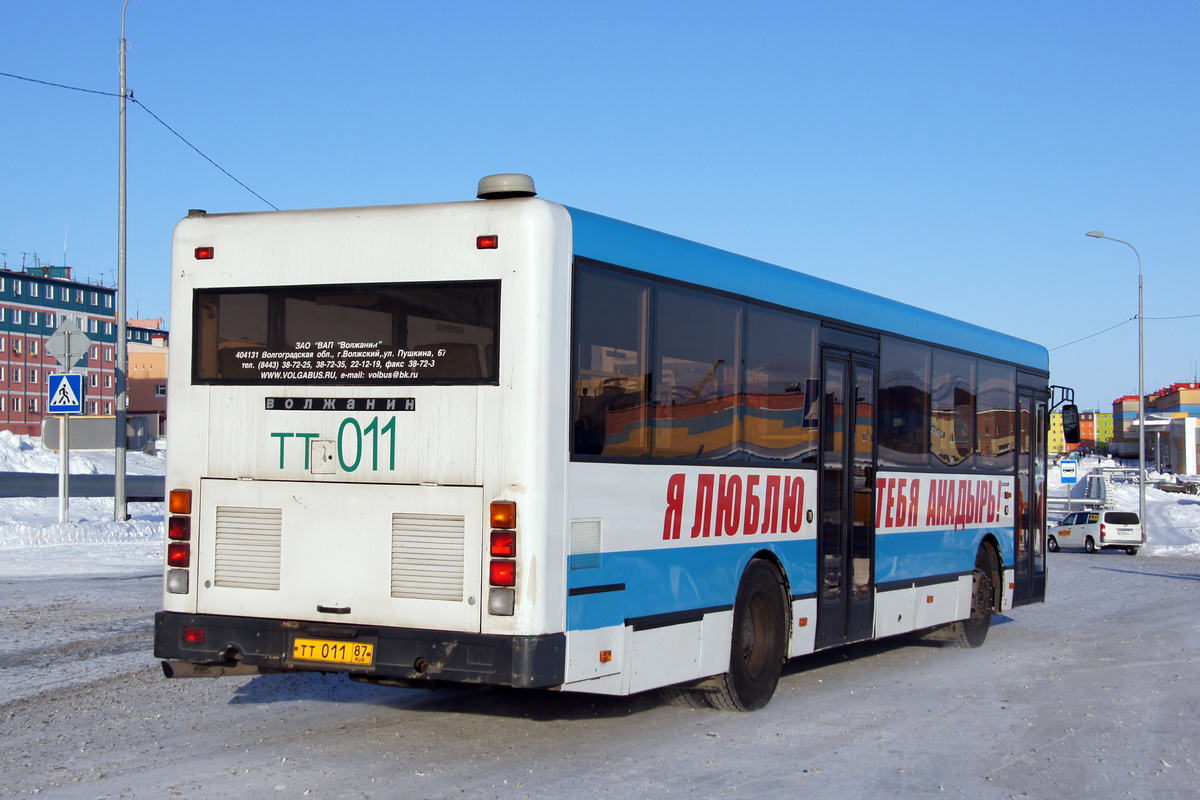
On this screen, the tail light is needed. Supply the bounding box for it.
[167,542,190,568]
[1100,523,1107,541]
[168,516,191,540]
[167,488,194,594]
[490,530,516,558]
[489,560,516,586]
[488,500,517,616]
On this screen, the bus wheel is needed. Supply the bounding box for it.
[656,685,710,709]
[1047,536,1060,552]
[707,559,787,712]
[948,547,994,649]
[1084,537,1097,554]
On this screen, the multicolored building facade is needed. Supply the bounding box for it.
[1,267,116,436]
[1,267,169,438]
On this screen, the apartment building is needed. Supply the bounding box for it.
[1,267,117,436]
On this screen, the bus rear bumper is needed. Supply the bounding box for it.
[154,611,565,689]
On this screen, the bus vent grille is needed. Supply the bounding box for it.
[570,518,602,570]
[214,506,283,590]
[391,513,465,601]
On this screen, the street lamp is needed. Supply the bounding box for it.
[1085,231,1145,536]
[115,0,131,521]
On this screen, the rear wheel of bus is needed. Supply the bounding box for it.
[707,559,789,712]
[947,545,996,649]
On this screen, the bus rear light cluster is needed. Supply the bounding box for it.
[167,489,193,594]
[488,501,517,616]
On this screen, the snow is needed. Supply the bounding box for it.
[3,435,1200,798]
[1048,452,1200,557]
[0,432,165,578]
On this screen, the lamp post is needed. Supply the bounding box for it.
[1085,231,1145,535]
[115,0,131,521]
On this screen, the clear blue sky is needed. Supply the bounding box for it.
[2,1,1197,410]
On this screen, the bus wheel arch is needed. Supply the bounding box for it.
[707,557,789,712]
[946,541,998,649]
[977,536,1002,614]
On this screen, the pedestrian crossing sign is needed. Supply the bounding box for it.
[48,373,84,415]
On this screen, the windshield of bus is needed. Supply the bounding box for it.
[192,281,499,385]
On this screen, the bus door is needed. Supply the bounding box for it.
[815,350,877,649]
[1013,392,1048,605]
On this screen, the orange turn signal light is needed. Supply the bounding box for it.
[169,489,192,515]
[490,501,516,529]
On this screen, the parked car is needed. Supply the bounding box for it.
[1048,510,1144,555]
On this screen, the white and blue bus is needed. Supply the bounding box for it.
[155,174,1076,710]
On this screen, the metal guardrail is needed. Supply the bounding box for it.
[1047,496,1104,516]
[1048,466,1108,519]
[0,472,164,501]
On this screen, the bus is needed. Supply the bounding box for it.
[154,173,1077,711]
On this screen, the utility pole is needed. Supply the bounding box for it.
[115,0,130,521]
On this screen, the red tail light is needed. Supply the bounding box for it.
[490,530,516,558]
[182,627,205,644]
[167,542,190,568]
[168,516,191,540]
[489,560,516,586]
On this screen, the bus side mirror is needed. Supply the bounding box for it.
[1061,403,1081,445]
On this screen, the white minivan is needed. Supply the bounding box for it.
[1048,510,1144,555]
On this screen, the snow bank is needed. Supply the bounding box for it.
[0,433,165,565]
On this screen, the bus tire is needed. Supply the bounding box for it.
[656,685,710,709]
[1084,537,1097,554]
[707,559,788,712]
[1047,536,1060,553]
[947,546,994,649]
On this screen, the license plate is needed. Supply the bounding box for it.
[291,637,375,666]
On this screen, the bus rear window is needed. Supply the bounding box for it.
[193,281,499,385]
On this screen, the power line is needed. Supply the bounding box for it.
[1,69,277,210]
[1050,317,1135,351]
[0,69,119,97]
[132,96,278,210]
[1051,312,1200,351]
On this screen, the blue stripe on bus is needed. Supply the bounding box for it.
[567,539,816,631]
[565,526,1013,632]
[566,206,1048,371]
[875,526,1014,585]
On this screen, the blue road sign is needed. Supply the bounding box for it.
[48,374,84,415]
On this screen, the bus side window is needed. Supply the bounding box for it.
[743,306,818,463]
[572,265,650,458]
[652,285,741,460]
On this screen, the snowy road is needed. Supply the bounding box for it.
[2,551,1198,799]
